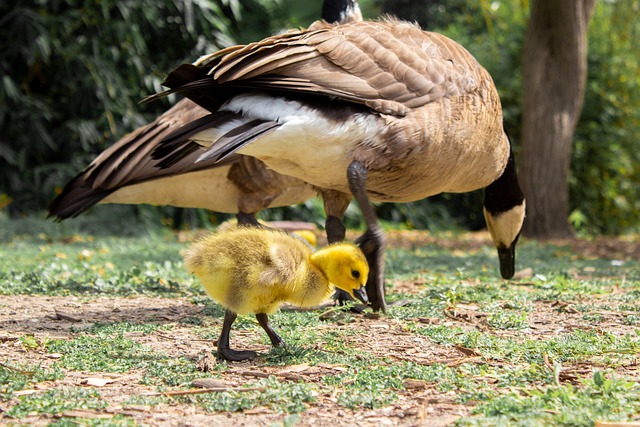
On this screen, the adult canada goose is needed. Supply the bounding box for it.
[149,18,527,312]
[47,0,363,224]
[184,226,369,361]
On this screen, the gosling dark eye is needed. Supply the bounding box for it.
[351,270,360,279]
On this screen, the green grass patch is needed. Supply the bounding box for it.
[48,415,139,427]
[0,222,200,297]
[5,387,107,418]
[128,376,317,414]
[410,324,640,366]
[459,372,640,427]
[2,218,640,424]
[0,362,65,399]
[46,324,165,373]
[45,321,216,387]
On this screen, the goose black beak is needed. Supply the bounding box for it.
[498,244,516,279]
[353,286,368,304]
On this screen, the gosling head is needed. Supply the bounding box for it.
[310,243,369,304]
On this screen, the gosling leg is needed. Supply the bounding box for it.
[217,309,258,361]
[347,160,387,312]
[256,313,285,347]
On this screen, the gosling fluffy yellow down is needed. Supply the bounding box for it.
[184,227,368,361]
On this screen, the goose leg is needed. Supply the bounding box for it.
[320,190,355,306]
[256,313,285,348]
[347,160,387,312]
[217,309,258,361]
[325,215,346,243]
[321,189,351,244]
[236,212,261,227]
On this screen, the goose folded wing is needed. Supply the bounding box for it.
[86,100,239,188]
[47,99,243,219]
[148,20,488,167]
[153,20,483,118]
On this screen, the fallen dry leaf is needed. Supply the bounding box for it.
[60,409,111,419]
[82,377,117,387]
[13,389,39,396]
[279,363,310,373]
[403,379,431,390]
[196,352,218,372]
[513,267,534,279]
[594,422,640,427]
[455,345,482,357]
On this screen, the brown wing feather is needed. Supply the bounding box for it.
[165,19,487,118]
[84,99,222,189]
[47,99,242,219]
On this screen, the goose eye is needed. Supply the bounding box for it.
[351,270,360,279]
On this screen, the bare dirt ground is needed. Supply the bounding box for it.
[1,231,639,426]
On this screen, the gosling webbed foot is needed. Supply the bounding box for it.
[217,309,258,361]
[217,347,258,361]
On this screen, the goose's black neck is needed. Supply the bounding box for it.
[484,149,525,215]
[322,0,361,24]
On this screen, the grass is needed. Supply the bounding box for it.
[463,372,640,427]
[5,387,107,418]
[1,214,639,425]
[0,362,65,399]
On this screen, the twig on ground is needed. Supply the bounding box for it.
[0,361,35,375]
[143,387,264,397]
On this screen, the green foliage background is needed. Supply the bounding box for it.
[0,0,638,234]
[572,0,640,234]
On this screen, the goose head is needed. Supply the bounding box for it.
[483,149,526,279]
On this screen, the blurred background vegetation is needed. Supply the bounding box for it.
[1,0,638,235]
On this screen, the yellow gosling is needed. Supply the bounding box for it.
[217,219,318,248]
[184,227,368,361]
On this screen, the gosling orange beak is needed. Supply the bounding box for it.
[353,286,368,304]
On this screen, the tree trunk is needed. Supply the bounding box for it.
[520,0,596,239]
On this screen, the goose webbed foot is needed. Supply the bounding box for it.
[331,289,368,313]
[333,288,353,305]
